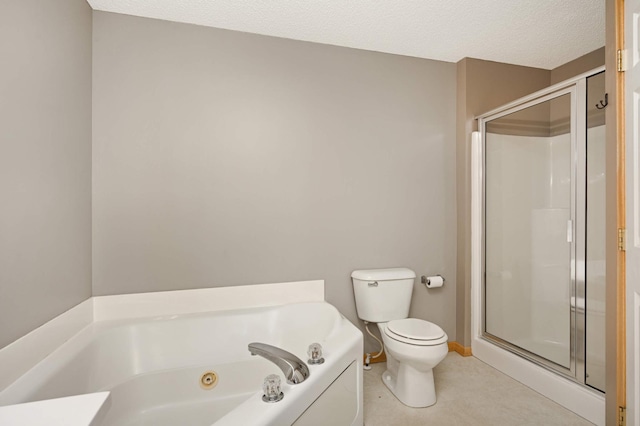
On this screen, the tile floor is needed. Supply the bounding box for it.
[363,353,595,425]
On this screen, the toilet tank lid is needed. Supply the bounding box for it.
[351,268,416,281]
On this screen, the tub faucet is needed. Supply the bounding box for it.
[248,342,310,384]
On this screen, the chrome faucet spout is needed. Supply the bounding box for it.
[248,342,310,384]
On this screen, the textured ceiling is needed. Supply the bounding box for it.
[86,0,605,70]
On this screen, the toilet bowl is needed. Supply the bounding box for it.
[378,319,448,407]
[351,268,448,408]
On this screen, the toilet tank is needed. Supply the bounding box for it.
[351,268,416,322]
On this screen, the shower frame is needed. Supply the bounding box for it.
[471,66,606,423]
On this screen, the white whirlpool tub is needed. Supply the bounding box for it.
[0,289,363,426]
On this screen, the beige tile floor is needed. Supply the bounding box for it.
[363,353,595,426]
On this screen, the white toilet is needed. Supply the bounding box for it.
[351,267,448,408]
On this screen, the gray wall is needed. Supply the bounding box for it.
[0,0,93,348]
[92,12,457,347]
[550,47,605,85]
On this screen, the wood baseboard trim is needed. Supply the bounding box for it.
[448,341,472,357]
[363,342,472,364]
[363,351,387,364]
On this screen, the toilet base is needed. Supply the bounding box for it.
[381,359,437,408]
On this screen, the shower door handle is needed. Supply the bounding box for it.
[566,219,573,243]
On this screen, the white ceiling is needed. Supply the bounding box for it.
[86,0,605,70]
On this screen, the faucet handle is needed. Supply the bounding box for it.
[307,343,325,365]
[262,374,284,403]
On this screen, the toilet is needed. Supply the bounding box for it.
[351,267,448,408]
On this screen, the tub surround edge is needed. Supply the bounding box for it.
[0,280,324,394]
[0,298,94,392]
[92,280,325,321]
[0,280,357,426]
[0,280,327,425]
[0,392,110,426]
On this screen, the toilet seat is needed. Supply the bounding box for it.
[384,318,447,346]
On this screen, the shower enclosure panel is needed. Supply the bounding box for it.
[483,88,581,376]
[480,71,606,392]
[473,67,606,421]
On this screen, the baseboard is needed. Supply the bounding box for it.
[362,342,471,365]
[448,341,472,357]
[363,352,387,364]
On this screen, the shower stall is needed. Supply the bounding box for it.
[472,67,606,421]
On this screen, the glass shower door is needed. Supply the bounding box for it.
[484,90,574,371]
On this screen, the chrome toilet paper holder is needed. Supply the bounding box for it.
[421,275,444,286]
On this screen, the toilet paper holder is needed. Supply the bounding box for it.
[421,275,444,286]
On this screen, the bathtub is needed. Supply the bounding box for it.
[0,299,363,425]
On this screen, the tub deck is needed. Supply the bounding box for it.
[0,289,363,426]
